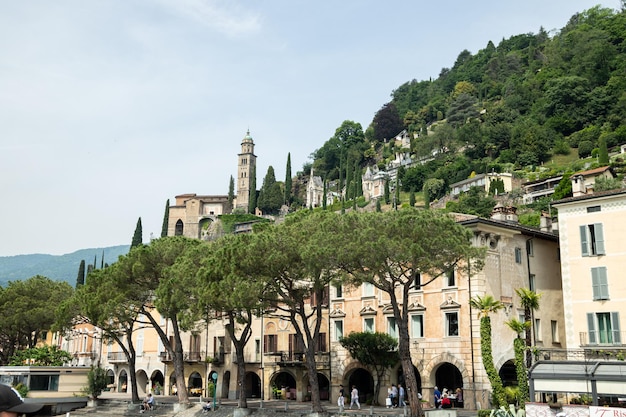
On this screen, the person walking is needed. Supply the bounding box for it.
[434,386,442,409]
[350,385,361,409]
[338,385,345,408]
[398,383,406,407]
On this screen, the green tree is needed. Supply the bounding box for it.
[131,217,143,248]
[161,199,170,238]
[85,366,108,400]
[196,233,269,408]
[257,166,283,214]
[470,294,506,408]
[552,172,573,200]
[9,345,72,366]
[423,178,446,206]
[339,210,485,417]
[339,332,399,405]
[284,153,293,205]
[594,175,623,192]
[598,135,609,164]
[0,276,73,364]
[384,178,391,204]
[505,319,531,407]
[248,165,257,214]
[516,288,541,368]
[372,102,404,143]
[76,260,86,287]
[409,189,416,207]
[228,176,235,208]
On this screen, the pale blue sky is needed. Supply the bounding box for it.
[0,0,617,256]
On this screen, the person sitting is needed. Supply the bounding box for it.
[202,401,212,413]
[441,394,452,409]
[141,393,154,412]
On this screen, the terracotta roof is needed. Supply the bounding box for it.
[572,166,611,177]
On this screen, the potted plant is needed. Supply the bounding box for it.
[152,382,162,395]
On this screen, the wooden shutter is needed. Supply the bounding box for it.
[580,225,589,256]
[595,223,605,255]
[611,312,621,344]
[587,313,597,344]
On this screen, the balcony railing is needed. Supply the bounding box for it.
[107,352,128,363]
[579,332,625,347]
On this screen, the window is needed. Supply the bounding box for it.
[529,274,536,292]
[411,314,424,338]
[587,205,601,213]
[30,374,59,391]
[364,318,375,333]
[534,318,542,341]
[263,334,277,353]
[515,247,522,264]
[446,269,456,287]
[587,312,621,345]
[387,317,399,339]
[335,284,343,299]
[412,273,421,290]
[551,320,559,344]
[527,239,534,257]
[445,312,459,337]
[316,332,327,352]
[334,320,344,341]
[591,267,609,300]
[363,282,374,297]
[580,223,605,256]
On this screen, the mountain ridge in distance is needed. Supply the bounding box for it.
[0,245,130,287]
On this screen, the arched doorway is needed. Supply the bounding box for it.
[188,372,203,396]
[105,369,114,391]
[118,370,128,393]
[150,370,165,395]
[221,371,231,399]
[136,370,149,395]
[175,219,183,236]
[270,371,296,400]
[434,362,463,393]
[244,372,261,398]
[397,365,422,394]
[499,360,517,387]
[348,368,374,405]
[317,373,330,401]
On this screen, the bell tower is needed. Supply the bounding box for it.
[236,130,256,212]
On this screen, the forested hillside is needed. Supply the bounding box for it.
[309,5,626,210]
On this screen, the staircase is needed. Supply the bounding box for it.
[62,399,174,417]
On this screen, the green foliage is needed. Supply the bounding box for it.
[578,140,594,158]
[76,259,86,287]
[228,177,235,207]
[9,345,72,366]
[248,165,257,214]
[339,332,399,368]
[284,153,293,205]
[257,166,283,215]
[552,173,573,200]
[14,383,28,398]
[518,212,540,227]
[217,214,269,234]
[131,217,143,248]
[445,186,497,218]
[490,404,526,417]
[594,175,623,192]
[478,409,492,417]
[85,366,108,399]
[161,199,170,238]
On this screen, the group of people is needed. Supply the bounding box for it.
[434,386,463,409]
[337,384,361,409]
[386,383,407,408]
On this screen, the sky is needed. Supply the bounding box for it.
[0,0,618,256]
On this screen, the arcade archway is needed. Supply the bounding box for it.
[347,368,374,405]
[434,362,463,393]
[244,372,261,398]
[499,360,517,387]
[397,365,422,394]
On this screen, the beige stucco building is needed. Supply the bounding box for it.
[552,188,626,354]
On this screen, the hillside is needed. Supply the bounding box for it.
[309,5,626,205]
[0,245,130,287]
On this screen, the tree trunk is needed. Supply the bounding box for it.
[304,345,324,412]
[235,343,248,408]
[171,320,189,404]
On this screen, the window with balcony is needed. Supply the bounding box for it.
[591,267,609,300]
[587,312,621,345]
[580,223,605,256]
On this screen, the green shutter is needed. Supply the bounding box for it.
[598,267,609,300]
[611,312,621,344]
[595,223,605,255]
[580,225,589,256]
[591,268,600,300]
[587,313,597,344]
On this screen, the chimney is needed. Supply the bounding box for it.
[540,211,552,232]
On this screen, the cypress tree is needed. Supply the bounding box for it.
[76,260,85,287]
[284,153,292,205]
[345,155,353,201]
[384,177,391,205]
[101,250,104,269]
[322,178,327,210]
[394,176,400,209]
[161,199,170,238]
[248,165,257,214]
[376,199,382,212]
[131,217,143,248]
[598,136,609,164]
[409,188,416,207]
[227,176,235,208]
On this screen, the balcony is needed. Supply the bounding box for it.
[579,332,625,347]
[107,352,128,363]
[184,351,203,363]
[265,351,330,368]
